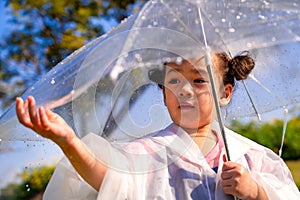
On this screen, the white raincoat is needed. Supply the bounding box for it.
[43,123,300,199]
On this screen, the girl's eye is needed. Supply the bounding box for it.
[194,79,207,84]
[169,78,180,84]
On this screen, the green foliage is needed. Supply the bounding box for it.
[0,165,55,200]
[229,116,300,160]
[0,0,145,109]
[285,160,300,190]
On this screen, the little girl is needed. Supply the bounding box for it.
[16,52,299,199]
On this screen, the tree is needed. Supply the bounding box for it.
[0,165,55,200]
[0,0,145,110]
[229,116,300,160]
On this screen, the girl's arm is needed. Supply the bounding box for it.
[16,96,107,191]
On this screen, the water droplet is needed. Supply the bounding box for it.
[51,78,55,84]
[134,53,142,62]
[263,0,270,5]
[141,16,146,20]
[153,21,158,26]
[221,18,226,23]
[163,57,172,63]
[228,27,235,33]
[258,14,266,20]
[236,15,241,20]
[175,57,183,65]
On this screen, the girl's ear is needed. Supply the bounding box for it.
[219,84,233,107]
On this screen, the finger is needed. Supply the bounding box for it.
[28,96,41,126]
[16,97,33,129]
[221,184,237,197]
[45,109,58,121]
[221,178,237,188]
[222,161,236,171]
[39,107,50,130]
[223,154,227,162]
[221,170,233,180]
[16,97,24,121]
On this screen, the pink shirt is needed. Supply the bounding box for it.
[204,130,224,169]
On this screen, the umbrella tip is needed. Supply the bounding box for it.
[279,149,282,157]
[257,113,262,122]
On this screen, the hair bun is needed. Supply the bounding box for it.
[228,51,255,81]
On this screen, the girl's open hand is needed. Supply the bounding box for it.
[221,160,262,200]
[16,96,76,147]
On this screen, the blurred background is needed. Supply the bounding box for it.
[0,0,299,199]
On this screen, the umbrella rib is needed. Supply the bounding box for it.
[100,1,156,138]
[242,80,261,121]
[279,108,289,157]
[197,6,231,54]
[101,70,132,138]
[247,74,290,157]
[248,74,286,109]
[159,0,201,43]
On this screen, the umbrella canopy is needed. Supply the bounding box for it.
[0,0,300,144]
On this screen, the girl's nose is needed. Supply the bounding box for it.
[178,81,194,98]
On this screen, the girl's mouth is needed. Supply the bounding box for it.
[178,102,195,109]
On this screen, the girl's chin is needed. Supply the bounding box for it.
[174,119,212,132]
[176,122,200,131]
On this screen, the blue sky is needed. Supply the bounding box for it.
[0,2,5,36]
[0,1,10,38]
[0,2,63,189]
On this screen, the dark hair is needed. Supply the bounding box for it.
[148,64,166,89]
[217,51,255,87]
[148,51,255,88]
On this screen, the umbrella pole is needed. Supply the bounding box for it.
[198,8,238,199]
[206,50,241,200]
[205,52,232,162]
[197,7,232,162]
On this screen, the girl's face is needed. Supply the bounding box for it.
[163,58,215,132]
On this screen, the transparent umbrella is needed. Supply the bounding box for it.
[0,0,299,193]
